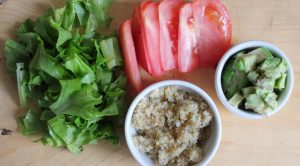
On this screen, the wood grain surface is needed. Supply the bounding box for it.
[0,0,300,165]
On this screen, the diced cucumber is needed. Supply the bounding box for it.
[262,59,288,79]
[245,94,273,115]
[255,107,273,115]
[277,60,288,74]
[259,57,281,71]
[255,87,272,98]
[228,92,244,107]
[275,73,287,91]
[233,52,246,71]
[263,92,278,109]
[245,94,266,112]
[222,59,235,93]
[222,47,288,115]
[264,68,283,79]
[242,87,255,98]
[235,59,246,71]
[248,47,273,62]
[225,70,248,99]
[256,78,275,90]
[236,52,246,58]
[239,54,257,72]
[247,71,258,84]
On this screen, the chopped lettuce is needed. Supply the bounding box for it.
[4,0,125,153]
[18,110,45,136]
[16,63,28,108]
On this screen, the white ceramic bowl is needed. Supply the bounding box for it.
[215,41,294,119]
[125,80,222,166]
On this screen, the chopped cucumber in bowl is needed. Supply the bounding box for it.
[222,47,288,114]
[215,41,294,119]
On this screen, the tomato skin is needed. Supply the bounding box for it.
[178,3,202,72]
[119,19,143,92]
[141,2,164,77]
[159,0,184,71]
[131,0,232,75]
[131,0,152,74]
[193,0,232,67]
[178,0,232,72]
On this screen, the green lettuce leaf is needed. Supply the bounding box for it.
[74,2,89,26]
[63,45,95,82]
[18,110,45,135]
[4,40,30,73]
[30,44,70,80]
[99,37,123,69]
[62,0,76,31]
[17,19,34,33]
[16,32,42,54]
[50,79,82,111]
[5,0,125,154]
[85,0,113,31]
[50,19,72,50]
[51,85,102,121]
[16,63,28,108]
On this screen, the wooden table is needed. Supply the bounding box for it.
[0,0,299,165]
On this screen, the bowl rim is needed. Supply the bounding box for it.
[215,40,294,119]
[125,80,222,166]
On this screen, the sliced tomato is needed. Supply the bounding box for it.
[119,19,143,92]
[159,0,184,71]
[178,0,232,72]
[131,0,152,74]
[193,0,232,67]
[141,2,164,77]
[178,3,202,72]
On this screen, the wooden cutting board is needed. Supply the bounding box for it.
[0,0,299,165]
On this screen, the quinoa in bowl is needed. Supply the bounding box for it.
[125,80,221,166]
[132,86,213,166]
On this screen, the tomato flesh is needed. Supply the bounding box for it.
[141,2,164,77]
[178,3,202,72]
[119,19,143,92]
[178,0,232,72]
[159,0,184,71]
[193,0,232,67]
[129,0,232,75]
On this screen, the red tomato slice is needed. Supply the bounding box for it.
[193,0,232,67]
[119,19,143,92]
[178,0,232,72]
[159,0,184,71]
[131,0,152,74]
[141,2,164,77]
[178,3,202,72]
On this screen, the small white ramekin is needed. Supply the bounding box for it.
[125,80,222,166]
[215,41,294,119]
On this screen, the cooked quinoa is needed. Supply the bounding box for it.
[131,86,213,166]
